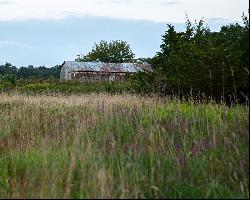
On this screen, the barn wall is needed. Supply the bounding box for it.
[60,64,73,81]
[60,66,66,81]
[60,61,152,81]
[71,71,129,82]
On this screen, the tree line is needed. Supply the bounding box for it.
[0,63,61,81]
[0,12,249,102]
[131,14,249,102]
[73,12,249,103]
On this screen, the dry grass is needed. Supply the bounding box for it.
[0,93,249,198]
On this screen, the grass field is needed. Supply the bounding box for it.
[0,93,249,198]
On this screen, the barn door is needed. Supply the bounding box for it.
[109,73,115,82]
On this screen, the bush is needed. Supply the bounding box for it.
[15,80,132,95]
[0,74,16,85]
[0,82,14,92]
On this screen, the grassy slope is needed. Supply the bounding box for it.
[0,94,249,199]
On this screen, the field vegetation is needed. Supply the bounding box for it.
[0,12,249,199]
[10,79,131,95]
[0,93,248,198]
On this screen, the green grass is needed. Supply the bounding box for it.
[0,94,249,198]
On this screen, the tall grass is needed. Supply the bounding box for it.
[0,93,249,198]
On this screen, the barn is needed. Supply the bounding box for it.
[60,61,152,82]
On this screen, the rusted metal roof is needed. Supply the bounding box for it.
[61,61,152,73]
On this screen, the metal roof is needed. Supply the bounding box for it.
[61,61,152,73]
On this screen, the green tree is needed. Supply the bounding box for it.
[151,19,212,95]
[0,62,18,76]
[133,57,152,64]
[76,40,135,63]
[132,13,249,102]
[17,65,60,80]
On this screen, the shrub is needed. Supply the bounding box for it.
[0,82,14,92]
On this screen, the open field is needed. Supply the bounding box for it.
[0,93,249,198]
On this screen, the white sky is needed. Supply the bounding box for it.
[0,0,248,22]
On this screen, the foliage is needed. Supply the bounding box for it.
[0,74,16,85]
[76,40,135,63]
[11,79,131,95]
[0,82,14,92]
[0,74,16,92]
[0,63,60,80]
[133,57,152,64]
[17,65,60,80]
[0,63,17,76]
[131,14,249,103]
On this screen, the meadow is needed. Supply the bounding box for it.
[0,93,249,199]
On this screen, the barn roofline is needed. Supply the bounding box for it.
[59,61,152,72]
[59,61,66,69]
[60,61,151,66]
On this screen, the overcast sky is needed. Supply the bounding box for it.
[0,0,248,67]
[0,0,248,22]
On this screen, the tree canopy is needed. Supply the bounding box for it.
[131,13,249,102]
[0,63,60,81]
[75,40,135,63]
